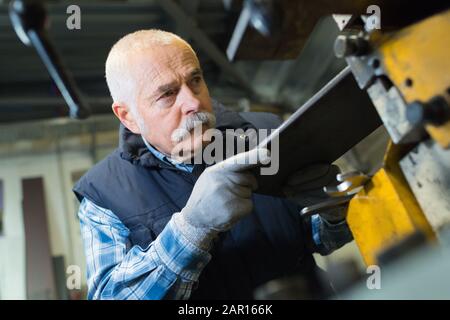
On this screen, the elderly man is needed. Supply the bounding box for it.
[73,30,353,300]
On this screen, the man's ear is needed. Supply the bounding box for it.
[112,102,141,134]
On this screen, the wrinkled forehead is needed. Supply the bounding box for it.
[130,43,200,88]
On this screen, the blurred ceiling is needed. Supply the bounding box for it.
[0,0,346,124]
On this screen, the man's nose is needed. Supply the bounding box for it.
[179,84,201,115]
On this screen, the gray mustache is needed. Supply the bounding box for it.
[171,112,216,143]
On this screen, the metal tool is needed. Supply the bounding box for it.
[324,171,371,197]
[300,194,354,217]
[300,171,371,217]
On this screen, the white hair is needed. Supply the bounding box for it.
[105,29,195,113]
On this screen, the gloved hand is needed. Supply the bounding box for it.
[172,147,270,250]
[283,164,348,223]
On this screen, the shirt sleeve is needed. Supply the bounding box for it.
[78,198,211,300]
[311,214,354,256]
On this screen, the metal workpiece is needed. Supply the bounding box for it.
[255,66,382,196]
[334,30,412,145]
[399,140,450,235]
[334,32,425,145]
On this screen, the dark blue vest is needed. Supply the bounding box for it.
[73,106,321,299]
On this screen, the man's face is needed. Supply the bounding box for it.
[118,42,214,157]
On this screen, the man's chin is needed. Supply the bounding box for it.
[170,144,201,164]
[170,127,212,164]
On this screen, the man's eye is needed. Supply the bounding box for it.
[191,76,202,85]
[161,90,175,99]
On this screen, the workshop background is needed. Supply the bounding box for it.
[0,0,448,300]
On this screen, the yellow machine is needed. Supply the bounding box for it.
[228,1,450,297]
[228,1,450,267]
[339,9,450,265]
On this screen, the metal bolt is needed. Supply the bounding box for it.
[406,101,426,125]
[334,34,368,58]
[407,96,450,126]
[334,35,354,58]
[370,58,380,70]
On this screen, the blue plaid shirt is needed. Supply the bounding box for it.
[78,145,352,300]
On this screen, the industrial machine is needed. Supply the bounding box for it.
[333,7,450,298]
[230,0,450,298]
[336,7,450,266]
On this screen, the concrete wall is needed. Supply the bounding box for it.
[0,131,115,299]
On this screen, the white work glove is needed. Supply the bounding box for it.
[283,164,348,223]
[172,147,270,250]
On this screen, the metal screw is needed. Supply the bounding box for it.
[334,34,368,58]
[370,58,380,69]
[407,96,450,126]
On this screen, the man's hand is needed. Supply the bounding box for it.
[172,147,270,251]
[283,164,348,223]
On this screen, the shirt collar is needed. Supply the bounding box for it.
[141,137,194,173]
